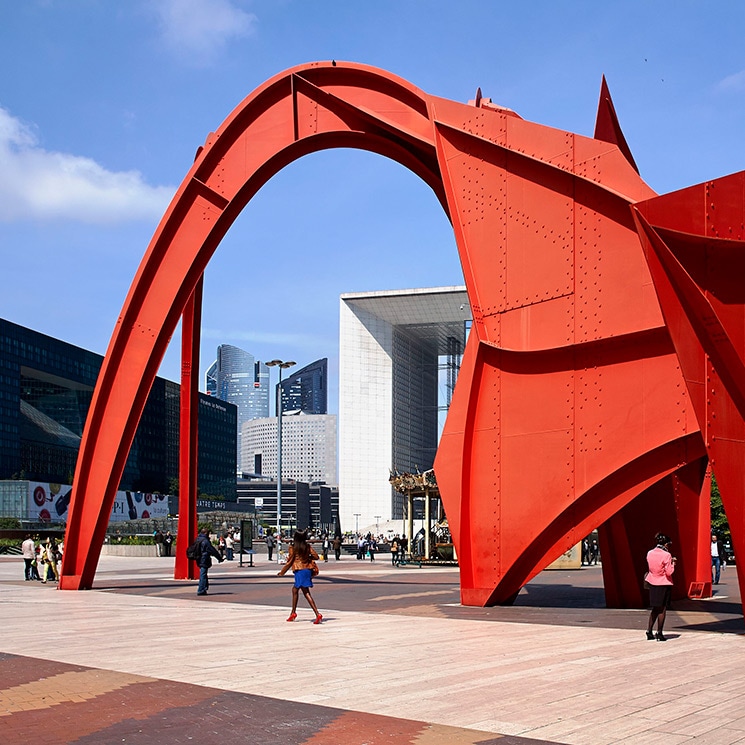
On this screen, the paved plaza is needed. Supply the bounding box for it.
[1,552,744,744]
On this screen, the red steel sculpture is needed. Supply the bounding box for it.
[59,62,743,617]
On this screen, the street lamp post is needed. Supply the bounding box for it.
[354,513,361,534]
[374,515,381,534]
[265,359,296,557]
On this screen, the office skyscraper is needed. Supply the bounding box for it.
[280,358,328,414]
[205,360,217,397]
[214,345,269,463]
[339,287,470,531]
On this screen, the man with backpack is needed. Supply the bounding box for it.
[189,528,224,596]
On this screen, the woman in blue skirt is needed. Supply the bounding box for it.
[278,531,323,624]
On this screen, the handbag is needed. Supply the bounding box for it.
[643,571,650,589]
[310,559,320,577]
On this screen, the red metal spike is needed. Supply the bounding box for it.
[594,75,639,174]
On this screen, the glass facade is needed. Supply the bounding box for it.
[280,358,328,414]
[391,328,439,519]
[205,360,217,397]
[215,344,269,463]
[0,318,237,498]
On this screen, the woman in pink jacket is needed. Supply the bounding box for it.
[645,532,676,641]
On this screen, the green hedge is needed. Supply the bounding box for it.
[106,535,157,545]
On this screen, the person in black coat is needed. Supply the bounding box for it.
[162,531,173,557]
[196,528,223,596]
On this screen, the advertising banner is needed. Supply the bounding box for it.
[27,483,169,523]
[109,491,169,522]
[28,482,73,523]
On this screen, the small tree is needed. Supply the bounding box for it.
[710,473,730,540]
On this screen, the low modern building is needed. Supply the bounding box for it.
[338,287,471,532]
[0,318,237,501]
[236,477,339,534]
[241,413,337,485]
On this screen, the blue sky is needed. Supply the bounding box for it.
[2,1,744,413]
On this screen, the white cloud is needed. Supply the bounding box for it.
[715,70,745,93]
[0,107,174,223]
[152,0,257,65]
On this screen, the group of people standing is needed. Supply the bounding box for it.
[356,533,378,560]
[581,538,600,565]
[389,535,408,565]
[265,530,342,562]
[153,529,173,557]
[21,534,62,583]
[320,533,342,561]
[217,528,239,561]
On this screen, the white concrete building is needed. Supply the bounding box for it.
[339,287,471,533]
[241,413,337,485]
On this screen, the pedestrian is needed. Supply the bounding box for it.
[581,539,590,565]
[21,534,35,580]
[711,532,726,585]
[266,532,276,561]
[391,536,399,566]
[322,534,330,562]
[398,536,407,564]
[43,538,60,583]
[225,531,234,561]
[195,528,224,596]
[154,529,164,557]
[333,535,342,560]
[590,539,599,564]
[368,535,377,561]
[645,532,676,641]
[29,536,40,580]
[277,530,323,624]
[162,531,173,557]
[36,542,46,581]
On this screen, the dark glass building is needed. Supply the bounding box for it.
[215,344,269,461]
[235,476,339,533]
[280,358,327,414]
[0,318,237,498]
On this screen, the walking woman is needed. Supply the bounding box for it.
[645,532,676,641]
[277,531,323,624]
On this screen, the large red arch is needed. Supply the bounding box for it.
[60,61,720,611]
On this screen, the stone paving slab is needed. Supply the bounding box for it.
[0,556,743,744]
[1,652,548,745]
